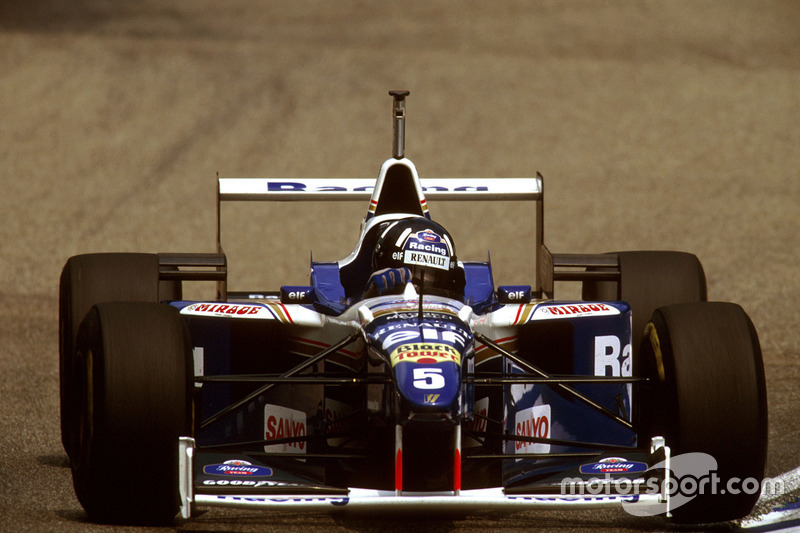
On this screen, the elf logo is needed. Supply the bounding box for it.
[264,404,306,453]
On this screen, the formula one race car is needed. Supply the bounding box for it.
[59,91,767,526]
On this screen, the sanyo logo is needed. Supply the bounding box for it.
[264,404,306,453]
[514,404,551,454]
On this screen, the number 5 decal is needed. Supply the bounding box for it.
[413,367,445,389]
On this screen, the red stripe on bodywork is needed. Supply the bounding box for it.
[277,303,294,324]
[513,304,525,324]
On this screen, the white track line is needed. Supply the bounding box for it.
[740,466,800,529]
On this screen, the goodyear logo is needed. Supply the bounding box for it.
[390,343,460,366]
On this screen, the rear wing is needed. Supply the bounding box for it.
[216,172,543,290]
[216,170,618,301]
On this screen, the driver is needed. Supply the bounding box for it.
[364,217,464,298]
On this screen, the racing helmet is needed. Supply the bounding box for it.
[372,217,464,297]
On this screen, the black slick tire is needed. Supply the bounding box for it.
[639,301,767,523]
[70,302,191,525]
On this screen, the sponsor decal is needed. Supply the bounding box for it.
[379,326,468,352]
[407,241,447,254]
[192,346,204,388]
[514,404,551,454]
[594,335,632,377]
[280,286,313,303]
[498,285,532,303]
[324,398,351,434]
[368,299,463,320]
[535,303,620,320]
[184,302,264,317]
[181,302,296,323]
[421,185,488,193]
[202,479,284,488]
[471,396,489,433]
[203,459,273,477]
[266,181,373,193]
[403,250,450,271]
[324,397,353,446]
[374,319,465,336]
[400,229,451,271]
[405,230,447,253]
[579,457,648,474]
[211,495,350,506]
[264,405,307,453]
[418,230,438,243]
[261,180,489,195]
[374,310,459,322]
[389,343,461,366]
[510,495,640,504]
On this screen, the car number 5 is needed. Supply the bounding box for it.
[413,367,445,389]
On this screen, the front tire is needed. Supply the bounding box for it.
[70,302,191,525]
[640,302,767,523]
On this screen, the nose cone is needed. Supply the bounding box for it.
[391,343,463,412]
[363,304,472,415]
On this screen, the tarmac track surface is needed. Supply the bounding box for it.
[1,2,799,531]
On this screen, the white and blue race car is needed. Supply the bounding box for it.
[59,91,767,526]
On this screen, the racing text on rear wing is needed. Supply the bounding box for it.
[218,177,542,202]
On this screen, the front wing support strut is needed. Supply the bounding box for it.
[199,331,361,429]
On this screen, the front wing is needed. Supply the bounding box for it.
[178,437,674,517]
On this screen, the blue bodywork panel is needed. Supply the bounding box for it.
[502,301,635,485]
